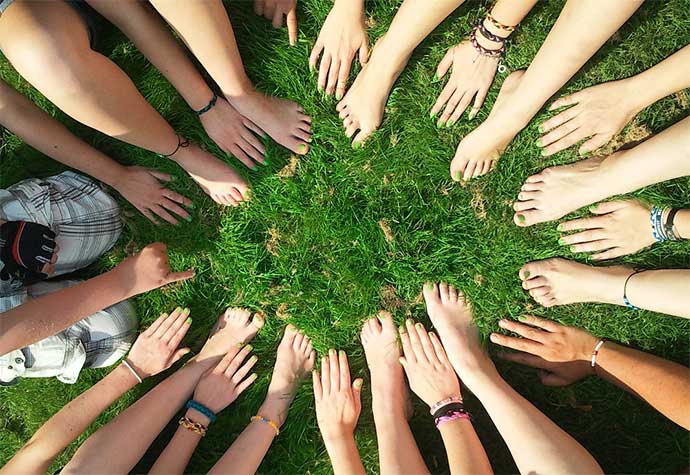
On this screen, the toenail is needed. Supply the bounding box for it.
[489,333,499,342]
[252,165,258,171]
[446,120,455,128]
[558,238,566,245]
[399,326,406,334]
[535,138,542,147]
[538,125,544,133]
[432,73,439,82]
[518,315,527,321]
[589,205,598,212]
[557,223,564,231]
[353,142,361,150]
[523,270,530,278]
[298,144,307,153]
[570,246,577,252]
[455,171,462,180]
[425,283,433,291]
[517,214,526,223]
[336,92,342,100]
[187,202,195,209]
[540,150,548,157]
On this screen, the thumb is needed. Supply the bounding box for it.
[171,347,192,364]
[165,269,196,284]
[539,370,570,387]
[352,378,363,410]
[436,49,453,80]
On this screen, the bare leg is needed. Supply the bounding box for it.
[514,115,690,226]
[520,258,690,319]
[148,0,312,156]
[450,0,644,180]
[360,311,429,475]
[0,0,248,206]
[336,0,465,146]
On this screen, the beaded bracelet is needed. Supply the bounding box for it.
[186,400,216,423]
[429,395,463,415]
[251,415,280,436]
[179,416,208,437]
[590,338,607,368]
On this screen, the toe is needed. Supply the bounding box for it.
[463,161,477,181]
[423,282,441,304]
[251,312,265,330]
[447,284,459,302]
[352,130,371,148]
[227,307,251,325]
[338,106,350,119]
[345,123,359,138]
[522,276,548,290]
[377,310,395,331]
[514,209,544,227]
[283,324,298,344]
[450,157,469,182]
[529,287,550,298]
[293,331,305,350]
[513,199,537,212]
[439,282,450,303]
[300,335,311,352]
[517,190,541,201]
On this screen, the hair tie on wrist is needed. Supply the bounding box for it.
[186,400,217,423]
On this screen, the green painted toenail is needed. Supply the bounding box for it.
[570,246,577,252]
[558,237,566,245]
[523,270,530,278]
[540,150,548,157]
[518,315,527,321]
[186,215,192,222]
[399,325,406,334]
[556,223,564,231]
[252,165,258,171]
[425,283,433,291]
[188,202,195,209]
[353,142,361,150]
[446,119,455,128]
[437,122,444,128]
[518,214,526,223]
[589,205,598,212]
[535,138,542,147]
[299,144,307,153]
[263,159,270,165]
[336,92,343,100]
[538,125,544,133]
[432,73,439,82]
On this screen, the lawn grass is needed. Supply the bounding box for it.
[1,0,689,473]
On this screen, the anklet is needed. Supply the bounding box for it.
[186,400,216,423]
[251,415,280,436]
[429,395,463,415]
[623,270,643,311]
[157,135,190,159]
[664,208,682,241]
[590,338,607,368]
[486,12,517,32]
[179,416,208,437]
[194,92,218,117]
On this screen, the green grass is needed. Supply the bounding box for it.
[1,0,689,473]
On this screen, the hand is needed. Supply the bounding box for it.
[489,315,599,363]
[254,0,298,46]
[309,1,368,99]
[557,200,656,260]
[113,166,192,225]
[399,320,461,407]
[431,40,498,126]
[538,78,642,156]
[193,345,258,413]
[115,242,195,296]
[126,307,192,379]
[199,97,266,169]
[313,350,362,442]
[497,351,593,386]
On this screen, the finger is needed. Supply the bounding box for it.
[497,351,552,370]
[162,189,193,207]
[439,89,465,125]
[430,82,456,117]
[498,319,548,343]
[560,229,607,245]
[151,204,179,225]
[590,200,629,215]
[326,57,340,96]
[154,307,183,338]
[286,8,298,46]
[338,350,351,392]
[168,316,192,350]
[405,320,427,362]
[428,331,450,364]
[358,40,369,66]
[271,6,283,28]
[569,239,613,254]
[243,117,266,139]
[164,269,195,284]
[163,307,191,343]
[540,370,571,387]
[215,347,240,374]
[229,144,255,169]
[240,133,266,162]
[541,126,586,156]
[436,49,453,80]
[352,378,363,413]
[313,369,323,400]
[398,324,415,362]
[143,312,169,336]
[540,105,581,133]
[161,198,191,221]
[229,354,258,382]
[468,87,488,121]
[447,90,474,124]
[317,52,331,92]
[539,118,580,147]
[328,349,340,392]
[548,90,585,111]
[515,315,562,332]
[254,0,264,15]
[147,170,172,182]
[489,332,543,356]
[335,56,352,100]
[227,345,254,374]
[578,133,610,155]
[170,347,192,364]
[235,372,258,394]
[309,41,324,71]
[413,322,439,364]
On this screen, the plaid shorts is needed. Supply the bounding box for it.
[0,172,135,385]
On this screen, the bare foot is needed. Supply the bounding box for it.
[513,154,611,227]
[198,307,265,361]
[519,258,632,308]
[360,310,411,416]
[422,282,495,387]
[170,143,250,207]
[450,70,526,181]
[258,324,316,427]
[336,40,407,147]
[229,90,312,156]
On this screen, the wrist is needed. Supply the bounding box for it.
[575,333,602,361]
[184,408,211,427]
[621,74,657,113]
[103,163,130,191]
[321,426,356,445]
[113,362,142,390]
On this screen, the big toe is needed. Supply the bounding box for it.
[423,282,442,306]
[376,310,396,331]
[513,209,544,227]
[282,323,298,345]
[450,154,470,182]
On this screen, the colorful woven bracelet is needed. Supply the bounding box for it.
[470,27,505,58]
[251,415,280,436]
[194,92,218,117]
[435,409,471,428]
[186,400,216,423]
[486,12,517,32]
[178,416,207,437]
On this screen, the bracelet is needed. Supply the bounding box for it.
[179,416,207,437]
[121,359,143,384]
[186,400,216,423]
[477,20,507,43]
[623,270,643,311]
[434,403,471,428]
[664,208,682,241]
[194,92,218,117]
[251,415,280,436]
[486,12,517,32]
[470,27,505,58]
[429,395,463,415]
[157,135,190,159]
[590,338,607,368]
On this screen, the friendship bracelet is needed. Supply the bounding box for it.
[251,415,280,436]
[434,408,471,428]
[623,270,643,311]
[429,395,463,415]
[486,12,517,32]
[179,416,208,437]
[194,92,218,117]
[186,400,217,423]
[470,27,505,58]
[590,338,608,368]
[157,135,190,159]
[477,20,507,43]
[121,359,143,384]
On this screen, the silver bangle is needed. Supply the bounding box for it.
[122,359,143,384]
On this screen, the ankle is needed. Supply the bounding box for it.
[367,37,410,81]
[590,265,634,306]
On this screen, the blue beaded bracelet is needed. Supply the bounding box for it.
[186,400,216,423]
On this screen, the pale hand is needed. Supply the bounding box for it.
[558,200,656,260]
[115,242,195,296]
[194,345,258,413]
[309,1,368,98]
[313,350,362,442]
[431,40,498,126]
[126,307,192,378]
[539,78,642,156]
[113,166,192,225]
[254,0,298,45]
[498,352,594,386]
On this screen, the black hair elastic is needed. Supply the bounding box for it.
[664,208,682,241]
[157,136,190,159]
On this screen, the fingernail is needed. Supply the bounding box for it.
[541,150,548,157]
[252,165,258,171]
[557,223,564,231]
[339,350,345,357]
[498,319,507,327]
[399,325,406,334]
[250,373,258,380]
[353,142,361,150]
[186,215,192,222]
[415,322,423,329]
[246,344,253,351]
[250,355,258,362]
[185,317,193,324]
[468,111,477,120]
[353,379,363,389]
[535,138,542,147]
[329,348,336,356]
[174,307,182,313]
[235,342,245,348]
[446,119,455,128]
[307,136,313,143]
[589,205,597,212]
[188,202,195,209]
[429,111,436,119]
[336,92,342,100]
[517,214,526,223]
[518,315,527,321]
[432,73,439,82]
[317,86,323,92]
[523,270,530,279]
[489,334,498,342]
[171,175,177,182]
[436,121,445,128]
[263,159,270,165]
[538,125,544,133]
[558,237,566,245]
[570,246,577,252]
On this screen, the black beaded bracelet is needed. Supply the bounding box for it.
[195,92,218,117]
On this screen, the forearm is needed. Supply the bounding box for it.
[0,80,126,187]
[0,364,137,475]
[626,269,690,318]
[63,356,216,475]
[594,343,690,429]
[149,409,205,475]
[627,44,690,111]
[323,435,366,475]
[0,268,132,355]
[86,0,214,111]
[438,420,493,475]
[207,416,276,475]
[471,370,602,474]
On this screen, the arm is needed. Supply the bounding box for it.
[626,269,690,319]
[323,435,366,475]
[494,316,690,429]
[0,243,193,355]
[0,310,193,475]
